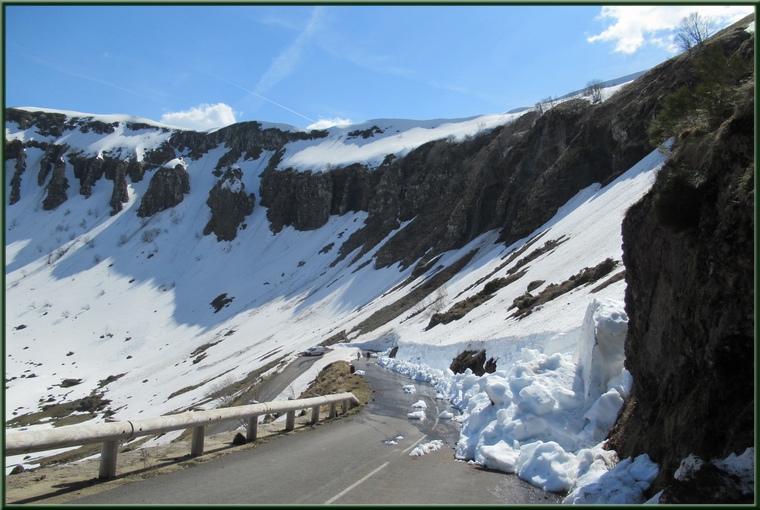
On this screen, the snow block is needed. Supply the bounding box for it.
[574,298,628,403]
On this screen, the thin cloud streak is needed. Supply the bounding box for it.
[187,63,316,124]
[254,6,326,95]
[9,42,166,104]
[156,48,316,125]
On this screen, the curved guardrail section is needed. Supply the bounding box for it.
[6,392,361,479]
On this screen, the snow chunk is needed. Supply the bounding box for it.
[407,410,426,420]
[439,410,454,419]
[164,157,186,169]
[563,454,659,504]
[411,399,427,409]
[518,440,577,492]
[410,439,443,457]
[402,384,416,394]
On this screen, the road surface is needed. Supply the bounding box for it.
[207,352,322,436]
[69,357,562,505]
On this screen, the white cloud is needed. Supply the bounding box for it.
[306,117,353,130]
[588,5,755,54]
[160,103,238,131]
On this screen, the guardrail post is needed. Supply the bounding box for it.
[310,405,320,424]
[191,426,205,456]
[342,399,349,415]
[286,410,295,431]
[247,416,258,442]
[99,440,119,479]
[329,402,337,419]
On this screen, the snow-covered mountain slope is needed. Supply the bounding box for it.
[5,76,656,488]
[5,116,657,414]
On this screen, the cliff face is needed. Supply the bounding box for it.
[203,166,256,242]
[609,21,754,501]
[4,41,705,267]
[260,49,706,271]
[136,163,191,218]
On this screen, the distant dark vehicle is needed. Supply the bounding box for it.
[303,346,325,356]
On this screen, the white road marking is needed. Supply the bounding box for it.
[402,434,428,454]
[325,461,390,504]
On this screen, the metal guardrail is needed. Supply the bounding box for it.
[6,392,360,479]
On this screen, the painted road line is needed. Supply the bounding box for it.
[324,461,390,504]
[402,434,428,454]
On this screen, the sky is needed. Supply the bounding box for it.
[4,4,754,130]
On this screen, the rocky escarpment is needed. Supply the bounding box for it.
[6,40,706,263]
[260,41,708,271]
[41,156,69,211]
[608,19,754,503]
[203,166,256,242]
[260,159,379,233]
[4,110,330,237]
[136,163,191,217]
[171,120,328,164]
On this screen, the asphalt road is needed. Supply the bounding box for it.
[69,357,562,505]
[207,352,322,436]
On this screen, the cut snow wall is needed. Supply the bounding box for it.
[573,298,628,403]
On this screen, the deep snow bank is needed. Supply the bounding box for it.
[378,298,659,503]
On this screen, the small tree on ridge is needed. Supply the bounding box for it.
[675,12,717,53]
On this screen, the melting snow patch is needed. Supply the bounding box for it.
[407,410,426,420]
[563,454,659,504]
[402,384,416,394]
[410,439,443,457]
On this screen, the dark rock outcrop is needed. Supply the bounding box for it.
[38,144,68,187]
[42,156,69,210]
[7,139,26,205]
[70,154,105,198]
[136,163,190,217]
[450,349,497,377]
[203,166,256,241]
[5,108,68,137]
[260,162,376,233]
[608,31,754,498]
[109,160,130,215]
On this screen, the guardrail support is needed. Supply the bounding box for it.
[191,426,205,456]
[285,410,295,431]
[99,440,119,479]
[247,416,258,442]
[329,402,337,419]
[310,405,320,425]
[342,399,349,415]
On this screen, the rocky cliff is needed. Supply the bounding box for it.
[609,17,755,503]
[259,43,715,271]
[4,42,708,271]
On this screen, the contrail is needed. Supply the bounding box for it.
[11,43,167,104]
[188,64,316,124]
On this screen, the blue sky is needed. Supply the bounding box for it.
[4,4,754,130]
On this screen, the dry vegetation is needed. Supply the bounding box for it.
[298,361,371,416]
[509,258,619,318]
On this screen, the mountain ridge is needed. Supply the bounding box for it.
[4,14,755,502]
